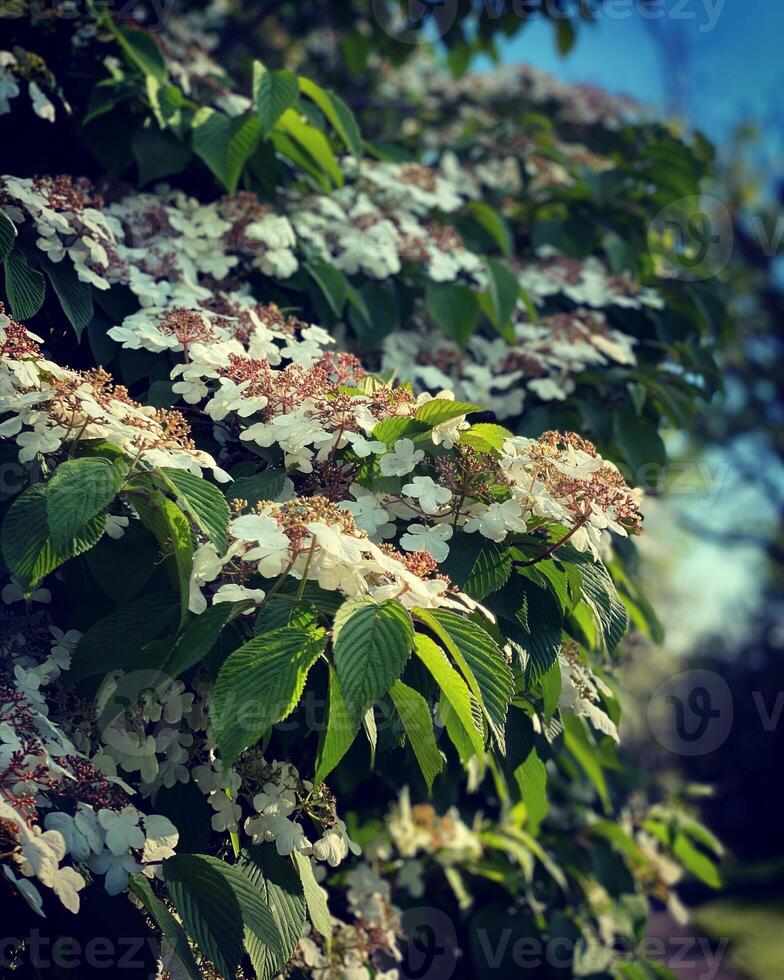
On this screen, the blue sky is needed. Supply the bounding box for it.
[477,2,783,650]
[481,0,784,147]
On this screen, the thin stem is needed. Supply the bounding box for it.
[514,512,591,567]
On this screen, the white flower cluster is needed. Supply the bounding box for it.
[383,306,638,417]
[0,606,178,917]
[0,312,225,479]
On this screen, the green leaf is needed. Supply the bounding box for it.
[160,467,230,555]
[164,854,283,979]
[254,64,299,137]
[425,281,480,347]
[467,202,513,257]
[389,680,444,791]
[298,77,363,158]
[1,484,105,591]
[483,257,520,336]
[293,852,331,951]
[565,548,629,652]
[458,422,513,453]
[314,666,360,785]
[192,108,262,193]
[70,592,180,680]
[4,246,45,321]
[613,411,667,479]
[441,532,511,601]
[211,626,326,765]
[414,398,481,428]
[514,745,548,835]
[520,582,563,682]
[563,715,611,813]
[332,597,414,719]
[413,634,484,759]
[0,212,17,264]
[226,469,286,508]
[129,876,202,980]
[277,108,344,187]
[135,492,194,626]
[416,609,513,752]
[166,600,254,679]
[46,457,126,548]
[305,257,348,316]
[39,255,94,339]
[237,845,307,980]
[132,127,192,186]
[109,22,167,81]
[672,834,722,889]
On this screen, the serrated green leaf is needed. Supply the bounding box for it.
[160,467,230,555]
[4,246,45,321]
[458,422,513,453]
[164,854,283,979]
[298,77,363,157]
[293,851,331,951]
[166,599,254,679]
[192,108,262,193]
[46,457,126,548]
[226,469,287,508]
[254,64,299,137]
[237,845,307,980]
[314,665,360,785]
[211,626,326,765]
[277,108,343,187]
[70,592,180,680]
[1,483,105,591]
[414,398,481,428]
[389,680,444,791]
[332,597,414,719]
[39,254,95,339]
[109,22,167,81]
[129,876,202,980]
[441,532,511,600]
[0,212,17,264]
[135,492,194,626]
[416,608,513,752]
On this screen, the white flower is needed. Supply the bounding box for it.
[402,476,452,515]
[379,439,425,477]
[212,584,266,605]
[2,577,51,605]
[17,426,63,462]
[209,791,242,833]
[4,866,44,917]
[28,81,55,122]
[346,432,386,458]
[463,499,527,542]
[399,523,453,562]
[188,542,224,614]
[230,514,291,578]
[141,814,179,864]
[104,514,129,539]
[89,851,140,896]
[97,807,145,856]
[312,819,361,867]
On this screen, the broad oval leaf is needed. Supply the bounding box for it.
[46,457,126,548]
[332,597,414,720]
[211,625,326,765]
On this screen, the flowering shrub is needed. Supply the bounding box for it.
[0,4,726,978]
